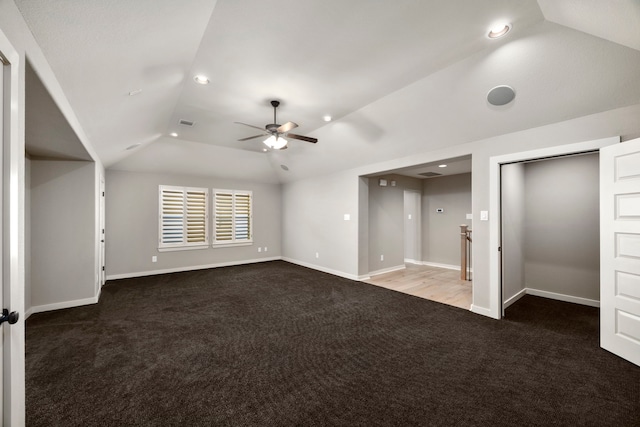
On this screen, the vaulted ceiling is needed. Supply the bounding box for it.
[17,0,640,183]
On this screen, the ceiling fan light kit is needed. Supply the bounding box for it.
[236,100,318,150]
[264,135,288,150]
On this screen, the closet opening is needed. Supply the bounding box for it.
[500,151,600,317]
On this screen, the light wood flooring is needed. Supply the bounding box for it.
[365,263,472,310]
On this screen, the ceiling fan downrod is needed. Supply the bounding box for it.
[271,100,280,125]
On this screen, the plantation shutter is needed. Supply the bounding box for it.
[159,186,209,249]
[161,188,185,245]
[214,190,252,244]
[215,191,234,242]
[186,190,207,243]
[234,192,251,241]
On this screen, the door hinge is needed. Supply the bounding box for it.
[102,266,105,271]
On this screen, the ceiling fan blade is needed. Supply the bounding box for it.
[277,121,298,133]
[234,121,268,133]
[287,133,318,144]
[238,134,266,141]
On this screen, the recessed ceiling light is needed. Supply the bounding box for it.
[194,75,210,85]
[128,89,143,96]
[323,115,332,122]
[438,164,447,168]
[487,23,511,39]
[170,132,178,137]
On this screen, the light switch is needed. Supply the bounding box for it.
[408,214,412,220]
[480,211,489,221]
[344,214,350,221]
[466,213,473,220]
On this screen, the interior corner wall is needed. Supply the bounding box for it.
[30,159,97,309]
[421,173,472,268]
[501,163,526,303]
[105,169,282,278]
[367,174,421,274]
[523,153,600,301]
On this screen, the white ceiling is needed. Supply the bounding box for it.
[15,0,640,183]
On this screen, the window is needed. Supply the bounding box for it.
[213,189,252,245]
[159,185,209,250]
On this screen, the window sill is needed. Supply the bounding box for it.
[212,242,253,249]
[158,245,209,253]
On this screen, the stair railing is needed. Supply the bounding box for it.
[460,225,472,281]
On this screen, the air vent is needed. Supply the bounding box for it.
[419,172,442,177]
[179,119,194,127]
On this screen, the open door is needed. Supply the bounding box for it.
[0,32,25,425]
[600,137,640,367]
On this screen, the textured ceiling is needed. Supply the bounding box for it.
[15,0,640,183]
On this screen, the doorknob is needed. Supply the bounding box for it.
[0,309,18,325]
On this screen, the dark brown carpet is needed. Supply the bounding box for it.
[26,261,640,426]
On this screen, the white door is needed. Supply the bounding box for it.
[99,176,105,285]
[0,33,25,425]
[403,190,421,263]
[0,44,4,422]
[600,137,640,367]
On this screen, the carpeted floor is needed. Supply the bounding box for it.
[26,261,640,426]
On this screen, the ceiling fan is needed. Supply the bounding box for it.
[235,100,318,150]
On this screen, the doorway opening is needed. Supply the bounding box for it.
[362,155,473,309]
[501,152,600,316]
[488,137,619,319]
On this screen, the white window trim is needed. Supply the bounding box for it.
[158,185,210,251]
[213,189,253,246]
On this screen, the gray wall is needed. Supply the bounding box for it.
[280,104,640,315]
[501,163,526,303]
[524,154,600,300]
[106,170,282,277]
[30,160,97,307]
[282,171,360,277]
[422,173,472,267]
[367,175,421,273]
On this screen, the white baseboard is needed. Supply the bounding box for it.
[525,288,600,307]
[421,261,465,271]
[404,258,421,265]
[281,257,360,281]
[24,307,34,320]
[106,256,282,281]
[502,287,600,309]
[368,264,406,277]
[503,288,527,309]
[29,294,100,317]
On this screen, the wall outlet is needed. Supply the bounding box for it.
[380,254,384,261]
[315,252,319,259]
[344,214,350,221]
[258,247,262,252]
[152,256,157,263]
[264,247,268,252]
